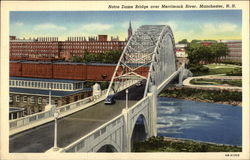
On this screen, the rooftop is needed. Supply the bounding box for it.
[9,107,25,113]
[10,61,117,66]
[10,87,92,97]
[10,76,85,83]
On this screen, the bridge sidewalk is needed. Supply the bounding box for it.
[10,95,106,136]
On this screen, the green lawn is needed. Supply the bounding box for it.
[190,79,242,87]
[204,63,241,69]
[193,63,241,76]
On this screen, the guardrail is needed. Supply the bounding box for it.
[9,108,54,129]
[62,115,124,152]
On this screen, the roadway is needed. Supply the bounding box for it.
[10,83,145,152]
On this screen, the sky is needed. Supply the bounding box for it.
[10,10,242,42]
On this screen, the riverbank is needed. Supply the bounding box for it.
[159,86,242,106]
[133,136,242,152]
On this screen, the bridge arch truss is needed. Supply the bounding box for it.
[107,25,177,97]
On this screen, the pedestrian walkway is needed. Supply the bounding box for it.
[183,74,242,91]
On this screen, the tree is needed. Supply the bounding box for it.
[191,39,201,43]
[178,39,188,44]
[187,43,211,64]
[187,42,229,65]
[208,43,229,63]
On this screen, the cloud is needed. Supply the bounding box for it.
[80,23,113,32]
[203,22,238,34]
[15,22,24,27]
[34,23,66,31]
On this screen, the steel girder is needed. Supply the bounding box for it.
[106,25,177,96]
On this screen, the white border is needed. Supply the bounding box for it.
[1,1,249,160]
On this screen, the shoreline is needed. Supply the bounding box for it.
[163,136,241,147]
[133,136,242,152]
[159,86,242,107]
[159,95,242,107]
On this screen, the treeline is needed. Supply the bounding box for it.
[160,87,242,105]
[187,42,229,65]
[178,39,229,74]
[178,39,229,65]
[71,50,122,64]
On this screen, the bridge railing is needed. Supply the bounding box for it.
[128,95,150,116]
[9,96,94,130]
[61,89,150,153]
[61,114,124,152]
[9,108,54,129]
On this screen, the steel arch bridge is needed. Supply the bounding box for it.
[106,25,177,97]
[9,25,185,153]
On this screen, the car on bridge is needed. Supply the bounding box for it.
[136,81,143,87]
[104,95,116,105]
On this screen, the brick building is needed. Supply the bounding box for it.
[218,40,242,61]
[9,77,92,115]
[10,35,127,61]
[10,61,149,81]
[200,40,242,62]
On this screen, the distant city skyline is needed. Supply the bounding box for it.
[10,10,242,42]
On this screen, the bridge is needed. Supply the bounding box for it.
[9,25,185,152]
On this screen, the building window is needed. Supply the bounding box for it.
[54,99,58,106]
[23,96,27,102]
[9,96,13,102]
[38,97,42,104]
[30,96,35,103]
[46,98,49,104]
[16,95,20,102]
[74,96,78,101]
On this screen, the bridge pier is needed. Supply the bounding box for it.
[122,108,131,152]
[178,65,184,86]
[149,85,157,136]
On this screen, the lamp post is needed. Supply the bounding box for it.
[126,89,128,110]
[53,109,59,151]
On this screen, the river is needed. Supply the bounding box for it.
[157,97,242,146]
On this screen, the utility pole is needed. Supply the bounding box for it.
[53,109,59,151]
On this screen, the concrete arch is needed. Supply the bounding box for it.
[130,113,149,151]
[97,145,117,152]
[92,139,121,152]
[130,113,149,138]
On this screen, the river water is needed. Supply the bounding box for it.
[157,97,242,146]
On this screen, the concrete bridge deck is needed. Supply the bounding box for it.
[10,84,145,152]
